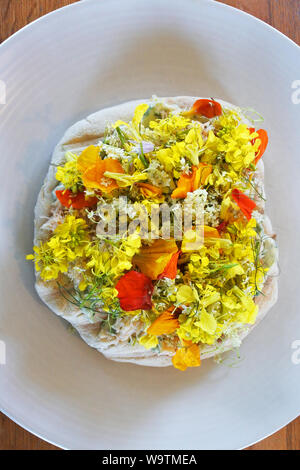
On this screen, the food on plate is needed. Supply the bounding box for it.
[27,96,278,370]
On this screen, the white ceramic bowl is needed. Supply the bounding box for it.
[0,0,299,449]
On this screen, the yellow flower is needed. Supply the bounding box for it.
[133,238,178,280]
[232,286,258,324]
[56,151,82,191]
[184,127,204,166]
[54,215,89,257]
[103,171,147,187]
[155,146,182,173]
[176,285,197,305]
[139,334,159,349]
[132,103,149,132]
[148,115,190,145]
[120,232,142,257]
[136,182,163,200]
[226,263,244,280]
[27,215,89,281]
[177,314,224,345]
[26,242,68,280]
[172,343,201,371]
[114,103,149,140]
[196,311,217,335]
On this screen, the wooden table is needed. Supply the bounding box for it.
[0,0,299,451]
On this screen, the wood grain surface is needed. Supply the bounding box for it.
[0,0,299,451]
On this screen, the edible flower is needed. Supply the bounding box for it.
[249,128,268,165]
[158,250,181,279]
[103,171,147,187]
[115,270,153,311]
[56,189,98,209]
[130,140,155,154]
[56,151,82,191]
[138,334,159,349]
[82,158,124,192]
[77,145,124,192]
[171,170,194,199]
[136,182,163,199]
[26,215,89,280]
[176,285,197,304]
[114,103,149,140]
[77,145,100,173]
[133,239,178,280]
[171,163,212,199]
[147,306,180,336]
[181,226,220,252]
[172,342,201,371]
[231,189,256,221]
[183,98,222,119]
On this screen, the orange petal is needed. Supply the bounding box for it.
[231,189,256,221]
[192,163,212,190]
[171,170,195,199]
[172,163,212,199]
[136,182,163,198]
[147,307,179,336]
[183,99,222,119]
[133,239,178,280]
[254,129,268,165]
[56,189,98,209]
[172,344,201,371]
[203,226,220,239]
[82,158,124,192]
[158,250,180,279]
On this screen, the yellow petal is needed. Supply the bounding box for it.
[172,344,201,371]
[199,311,217,335]
[176,285,196,304]
[132,103,149,131]
[77,145,100,173]
[139,334,159,349]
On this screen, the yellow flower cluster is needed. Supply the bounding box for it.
[156,126,203,176]
[27,215,89,280]
[85,233,141,281]
[147,114,190,145]
[56,152,82,192]
[28,98,271,371]
[203,111,260,171]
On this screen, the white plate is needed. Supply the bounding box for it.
[0,0,299,450]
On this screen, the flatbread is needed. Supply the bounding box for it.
[33,97,278,367]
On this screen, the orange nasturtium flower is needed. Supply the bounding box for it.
[231,189,256,221]
[183,98,222,119]
[55,189,98,209]
[133,239,178,280]
[172,342,201,371]
[171,163,212,199]
[115,270,153,311]
[136,182,163,198]
[77,145,124,192]
[249,128,268,165]
[158,250,181,279]
[147,306,180,336]
[203,226,220,239]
